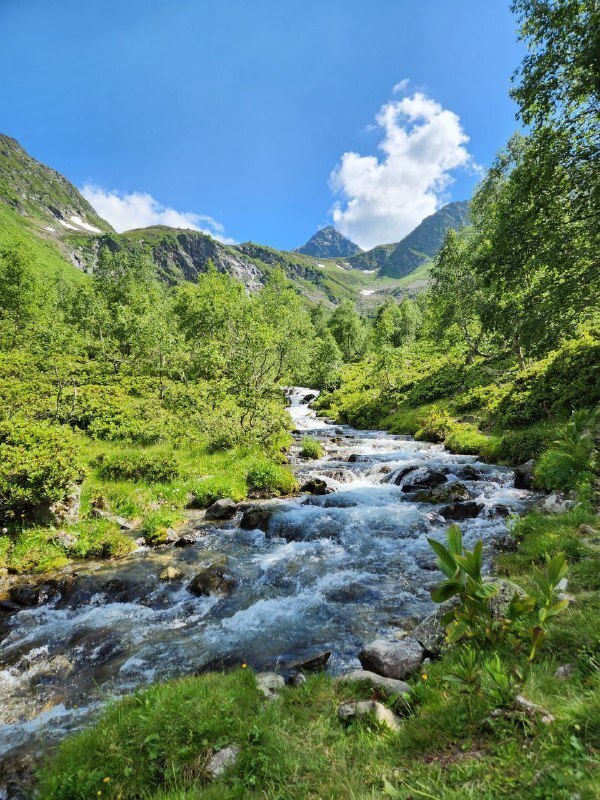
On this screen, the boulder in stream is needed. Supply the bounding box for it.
[440,501,483,520]
[401,469,447,493]
[300,478,332,495]
[358,638,425,680]
[205,498,238,520]
[288,650,331,673]
[239,506,272,531]
[188,557,235,596]
[514,460,535,489]
[415,482,471,504]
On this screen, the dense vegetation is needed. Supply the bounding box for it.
[2,0,599,797]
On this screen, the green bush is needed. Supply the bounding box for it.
[407,361,466,406]
[246,460,298,495]
[414,408,456,443]
[188,476,243,508]
[7,529,69,573]
[94,451,179,483]
[300,437,324,459]
[445,425,492,456]
[141,507,184,545]
[0,418,84,523]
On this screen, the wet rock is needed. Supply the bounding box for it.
[440,501,483,520]
[414,577,527,654]
[341,670,412,699]
[174,531,206,547]
[492,504,511,518]
[288,650,331,673]
[239,507,272,531]
[401,470,447,494]
[379,465,392,475]
[300,478,332,495]
[415,482,471,504]
[101,578,136,603]
[391,465,419,485]
[0,595,22,613]
[358,638,424,680]
[205,498,238,520]
[338,700,401,731]
[159,566,183,581]
[554,663,575,680]
[301,393,316,404]
[256,672,285,700]
[188,558,235,596]
[9,584,40,607]
[514,460,535,490]
[538,492,575,514]
[325,583,380,603]
[303,494,357,508]
[348,453,369,463]
[456,465,484,481]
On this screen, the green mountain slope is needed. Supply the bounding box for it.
[378,200,470,278]
[0,133,428,304]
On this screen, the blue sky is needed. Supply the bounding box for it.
[0,0,523,250]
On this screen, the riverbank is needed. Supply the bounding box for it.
[7,390,600,799]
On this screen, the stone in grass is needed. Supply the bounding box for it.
[206,745,240,779]
[256,672,285,700]
[358,638,424,680]
[554,664,576,680]
[205,498,238,521]
[341,670,412,700]
[338,700,401,732]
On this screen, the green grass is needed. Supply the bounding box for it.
[299,437,324,459]
[0,202,87,284]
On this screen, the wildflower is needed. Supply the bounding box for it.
[242,662,247,669]
[103,777,111,783]
[421,673,428,680]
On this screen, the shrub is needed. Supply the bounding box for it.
[414,408,455,443]
[94,451,179,483]
[300,437,324,459]
[246,460,297,495]
[0,418,84,523]
[188,476,243,508]
[141,508,184,545]
[7,529,69,574]
[533,410,596,491]
[494,426,554,464]
[445,425,491,456]
[407,361,466,406]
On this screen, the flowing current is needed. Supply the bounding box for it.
[0,388,532,769]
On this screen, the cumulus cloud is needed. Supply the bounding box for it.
[80,185,235,244]
[330,89,473,250]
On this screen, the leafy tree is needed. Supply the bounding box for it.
[328,300,366,360]
[0,244,38,350]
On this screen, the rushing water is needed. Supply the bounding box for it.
[0,388,533,769]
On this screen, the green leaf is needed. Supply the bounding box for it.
[446,620,470,643]
[544,598,570,618]
[431,580,462,603]
[546,552,568,588]
[447,524,463,555]
[427,537,458,578]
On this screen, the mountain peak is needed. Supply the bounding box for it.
[295,225,362,258]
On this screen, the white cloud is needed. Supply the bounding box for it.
[80,185,235,244]
[329,89,474,250]
[392,78,410,94]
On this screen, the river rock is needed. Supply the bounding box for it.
[455,465,484,481]
[205,498,238,520]
[300,478,332,495]
[159,566,183,581]
[91,508,136,530]
[188,558,235,596]
[341,670,412,699]
[206,745,240,779]
[288,650,331,673]
[325,582,380,603]
[358,638,425,680]
[415,482,471,504]
[440,501,483,520]
[401,469,447,494]
[391,465,419,485]
[9,584,40,607]
[514,460,535,489]
[301,393,316,404]
[256,672,285,699]
[239,507,272,531]
[303,494,357,508]
[338,700,401,731]
[413,577,528,654]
